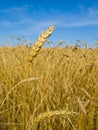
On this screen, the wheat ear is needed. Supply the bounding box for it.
[30,111,78,130]
[28,25,55,62]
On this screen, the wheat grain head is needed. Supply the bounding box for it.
[28,25,55,62]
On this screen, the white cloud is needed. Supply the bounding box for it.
[0,5,29,14]
[1,5,98,36]
[88,7,98,16]
[56,6,98,28]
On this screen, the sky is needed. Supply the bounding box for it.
[0,0,98,47]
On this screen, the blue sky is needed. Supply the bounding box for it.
[0,0,98,47]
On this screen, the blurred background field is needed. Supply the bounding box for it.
[0,43,98,130]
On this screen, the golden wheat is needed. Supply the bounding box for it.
[32,110,78,124]
[28,25,55,62]
[0,27,98,130]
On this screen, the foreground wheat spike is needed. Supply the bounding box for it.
[28,25,55,62]
[31,110,78,129]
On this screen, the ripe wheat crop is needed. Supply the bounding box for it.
[28,25,55,62]
[0,26,98,130]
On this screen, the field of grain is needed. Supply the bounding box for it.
[0,26,98,130]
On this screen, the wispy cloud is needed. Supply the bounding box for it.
[0,5,29,15]
[56,6,98,28]
[0,5,98,36]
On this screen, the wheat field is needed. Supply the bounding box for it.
[0,26,98,130]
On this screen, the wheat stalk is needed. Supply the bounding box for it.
[28,25,55,62]
[0,77,40,109]
[32,110,78,125]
